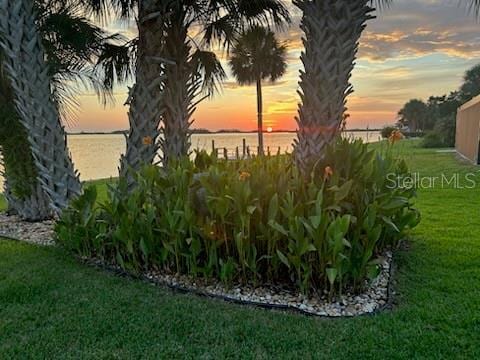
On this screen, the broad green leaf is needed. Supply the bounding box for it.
[382,216,400,232]
[268,193,279,221]
[326,268,337,285]
[269,221,289,237]
[276,250,290,269]
[332,180,353,203]
[309,215,322,229]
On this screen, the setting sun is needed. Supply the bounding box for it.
[267,127,273,133]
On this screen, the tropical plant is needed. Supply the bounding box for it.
[292,0,480,174]
[157,1,290,165]
[117,1,167,184]
[81,0,289,179]
[0,0,82,214]
[229,26,287,155]
[57,138,420,295]
[0,0,133,219]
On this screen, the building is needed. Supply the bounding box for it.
[456,95,480,164]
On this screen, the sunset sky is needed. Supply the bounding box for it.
[73,0,480,132]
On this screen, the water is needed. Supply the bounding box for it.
[1,131,381,185]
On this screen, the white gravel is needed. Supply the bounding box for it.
[141,251,393,317]
[0,214,55,246]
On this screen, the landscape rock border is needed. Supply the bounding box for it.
[86,251,394,318]
[0,213,396,318]
[0,214,55,246]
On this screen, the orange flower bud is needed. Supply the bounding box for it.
[324,166,333,180]
[238,171,251,181]
[388,130,404,144]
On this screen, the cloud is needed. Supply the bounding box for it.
[77,0,480,132]
[359,0,480,61]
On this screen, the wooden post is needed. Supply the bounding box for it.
[211,140,215,155]
[236,147,240,160]
[242,138,246,158]
[277,147,281,156]
[267,146,271,156]
[223,147,228,160]
[247,146,250,158]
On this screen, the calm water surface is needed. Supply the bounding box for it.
[1,131,381,186]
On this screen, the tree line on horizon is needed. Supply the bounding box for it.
[384,63,480,148]
[1,0,480,221]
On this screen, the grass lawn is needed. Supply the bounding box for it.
[1,141,480,358]
[0,178,112,213]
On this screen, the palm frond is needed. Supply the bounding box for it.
[95,38,137,90]
[199,0,291,49]
[229,25,287,85]
[190,50,226,97]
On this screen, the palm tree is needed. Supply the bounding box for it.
[0,0,133,219]
[74,0,289,174]
[0,62,51,220]
[397,99,428,133]
[292,0,376,173]
[292,0,480,173]
[117,1,168,183]
[0,0,83,215]
[229,26,287,156]
[157,1,290,165]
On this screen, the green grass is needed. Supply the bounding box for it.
[0,178,112,213]
[1,141,480,359]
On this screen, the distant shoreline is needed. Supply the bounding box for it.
[67,129,382,136]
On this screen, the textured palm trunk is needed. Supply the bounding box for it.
[119,1,166,184]
[0,0,81,214]
[293,0,374,173]
[160,12,197,166]
[0,70,52,220]
[0,122,52,221]
[4,178,51,221]
[256,78,264,156]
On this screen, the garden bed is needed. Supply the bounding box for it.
[0,213,54,246]
[0,211,396,318]
[86,251,394,318]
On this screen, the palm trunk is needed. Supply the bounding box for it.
[4,179,51,221]
[0,0,81,214]
[0,72,52,221]
[119,1,166,184]
[160,11,196,166]
[293,0,374,173]
[0,118,52,221]
[256,78,264,156]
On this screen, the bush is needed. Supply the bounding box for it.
[56,138,420,295]
[401,131,425,139]
[381,126,397,139]
[422,114,456,148]
[421,131,445,148]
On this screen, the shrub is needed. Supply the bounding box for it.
[381,126,397,139]
[56,138,420,295]
[422,114,456,148]
[401,131,425,138]
[421,131,445,148]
